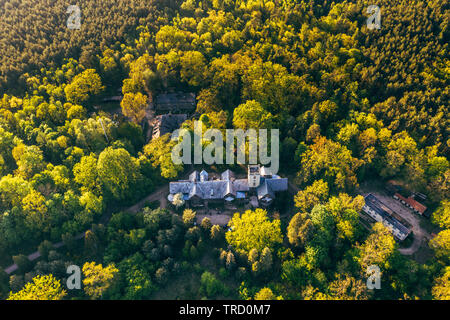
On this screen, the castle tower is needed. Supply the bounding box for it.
[248,165,261,188]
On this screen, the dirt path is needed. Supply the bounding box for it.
[398,236,423,255]
[4,233,85,274]
[2,165,198,276]
[196,214,231,226]
[125,185,169,213]
[4,186,171,275]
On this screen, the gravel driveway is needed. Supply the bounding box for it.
[359,189,431,255]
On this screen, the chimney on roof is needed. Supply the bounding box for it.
[248,165,261,188]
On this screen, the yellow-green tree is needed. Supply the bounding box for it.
[180,51,207,87]
[287,212,314,248]
[232,100,274,130]
[121,92,148,124]
[73,154,98,192]
[432,200,450,229]
[429,230,450,260]
[8,275,66,300]
[326,193,364,241]
[12,144,45,179]
[432,267,450,300]
[254,287,282,300]
[143,134,184,179]
[297,136,362,192]
[226,209,283,255]
[64,69,104,104]
[0,175,32,208]
[22,190,49,233]
[327,274,369,300]
[357,222,397,272]
[82,262,119,299]
[294,179,329,213]
[97,147,141,200]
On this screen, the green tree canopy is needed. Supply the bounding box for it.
[233,100,274,130]
[121,92,148,124]
[357,222,397,272]
[97,147,141,200]
[226,209,283,255]
[64,69,104,104]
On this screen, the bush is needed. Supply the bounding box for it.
[9,275,24,293]
[155,267,169,285]
[200,271,224,298]
[197,239,206,254]
[218,267,228,279]
[12,255,32,273]
[200,217,212,234]
[189,245,199,260]
[182,209,196,227]
[210,225,223,242]
[181,261,191,273]
[172,262,181,274]
[38,240,54,261]
[236,267,247,280]
[162,257,174,270]
[193,263,203,274]
[186,226,201,243]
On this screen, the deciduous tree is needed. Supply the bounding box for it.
[8,275,66,300]
[226,209,283,255]
[121,92,148,124]
[82,262,119,299]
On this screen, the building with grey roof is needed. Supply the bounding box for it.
[168,166,288,208]
[362,194,411,241]
[155,92,196,114]
[152,114,187,139]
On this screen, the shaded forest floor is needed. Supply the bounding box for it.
[150,243,240,300]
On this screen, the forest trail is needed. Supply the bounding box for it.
[4,233,85,274]
[398,236,423,255]
[3,185,170,275]
[358,186,432,257]
[3,167,196,275]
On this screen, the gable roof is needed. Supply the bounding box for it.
[266,178,288,192]
[364,194,410,236]
[395,193,427,214]
[221,169,234,181]
[155,92,196,112]
[233,179,250,192]
[170,169,287,202]
[169,181,192,195]
[189,171,199,182]
[257,180,275,199]
[256,177,288,199]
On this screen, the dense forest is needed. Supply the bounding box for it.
[0,0,178,94]
[0,0,448,300]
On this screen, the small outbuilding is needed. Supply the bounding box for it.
[154,92,196,114]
